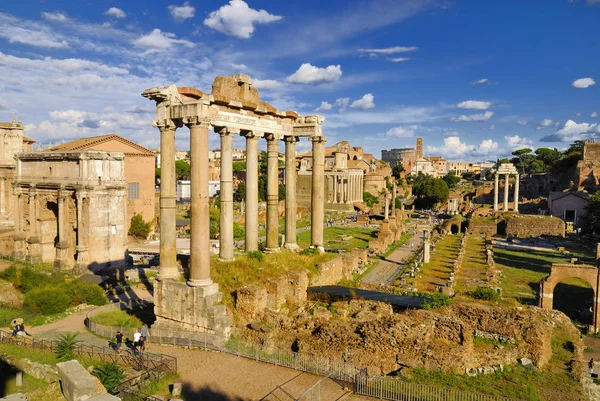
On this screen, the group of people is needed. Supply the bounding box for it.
[114,324,148,355]
[11,321,30,337]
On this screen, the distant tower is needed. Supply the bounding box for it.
[416,137,424,159]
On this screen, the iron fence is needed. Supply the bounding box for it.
[0,253,55,273]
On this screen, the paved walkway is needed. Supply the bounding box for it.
[361,230,422,285]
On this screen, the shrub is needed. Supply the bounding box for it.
[67,281,108,306]
[24,286,71,315]
[128,213,152,239]
[233,222,245,240]
[0,265,18,282]
[247,250,265,262]
[472,286,500,301]
[93,362,125,393]
[419,292,452,310]
[363,191,379,208]
[55,332,82,361]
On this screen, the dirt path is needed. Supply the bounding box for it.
[361,232,421,285]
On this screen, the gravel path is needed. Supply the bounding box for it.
[361,231,422,285]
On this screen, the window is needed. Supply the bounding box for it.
[128,182,140,200]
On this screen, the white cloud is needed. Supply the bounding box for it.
[230,63,247,70]
[0,13,69,48]
[387,57,411,62]
[471,78,489,85]
[41,12,68,22]
[456,100,491,110]
[133,29,194,53]
[287,63,342,85]
[516,119,528,126]
[104,7,126,19]
[540,119,600,142]
[252,79,283,90]
[350,93,375,110]
[572,77,596,88]
[334,98,350,111]
[591,112,598,118]
[386,125,416,138]
[315,101,332,112]
[204,0,282,39]
[357,46,418,55]
[505,135,533,150]
[427,136,499,159]
[169,2,195,21]
[451,111,494,122]
[536,119,554,130]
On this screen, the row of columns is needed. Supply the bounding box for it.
[328,173,363,204]
[157,119,327,286]
[493,173,520,212]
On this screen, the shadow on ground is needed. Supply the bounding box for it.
[182,384,245,401]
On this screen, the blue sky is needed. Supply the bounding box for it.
[0,0,598,160]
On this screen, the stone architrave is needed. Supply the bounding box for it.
[265,133,280,253]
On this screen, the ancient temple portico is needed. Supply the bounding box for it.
[493,163,520,212]
[142,74,326,339]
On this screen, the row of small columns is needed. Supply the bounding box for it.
[329,173,363,204]
[157,119,327,286]
[493,173,520,212]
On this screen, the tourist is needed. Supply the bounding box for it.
[590,358,595,375]
[115,330,123,353]
[140,324,149,342]
[139,336,145,354]
[133,329,141,353]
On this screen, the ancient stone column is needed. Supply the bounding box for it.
[333,175,338,203]
[218,127,234,261]
[392,183,397,215]
[75,192,89,271]
[493,173,499,211]
[514,174,520,212]
[284,136,299,251]
[503,174,509,212]
[188,118,213,286]
[424,230,431,263]
[57,190,65,244]
[28,189,37,237]
[0,177,5,219]
[158,122,179,280]
[265,133,280,253]
[384,193,390,221]
[311,136,326,249]
[243,131,259,252]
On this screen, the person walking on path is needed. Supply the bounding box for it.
[133,329,141,354]
[115,331,124,353]
[590,358,595,375]
[140,324,148,342]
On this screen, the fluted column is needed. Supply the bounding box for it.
[514,174,520,212]
[28,189,37,237]
[0,178,5,219]
[13,189,20,233]
[493,173,499,211]
[243,131,259,252]
[75,191,89,269]
[218,127,234,261]
[158,122,179,280]
[333,175,338,203]
[311,136,326,249]
[188,118,213,286]
[265,133,280,253]
[391,182,397,215]
[384,193,390,221]
[57,190,66,244]
[284,136,299,251]
[503,174,509,212]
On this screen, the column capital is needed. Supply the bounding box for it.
[241,130,260,139]
[264,132,278,142]
[310,135,327,143]
[284,135,299,143]
[185,116,211,129]
[154,119,179,130]
[215,126,238,137]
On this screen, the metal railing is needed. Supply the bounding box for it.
[0,253,56,273]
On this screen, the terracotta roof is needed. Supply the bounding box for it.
[22,136,36,143]
[48,134,154,156]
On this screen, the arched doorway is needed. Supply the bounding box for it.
[553,277,594,326]
[450,224,459,234]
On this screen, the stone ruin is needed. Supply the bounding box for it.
[142,74,327,342]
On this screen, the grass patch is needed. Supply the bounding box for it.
[379,233,412,258]
[416,235,461,292]
[0,342,59,365]
[454,236,488,294]
[297,227,377,250]
[89,309,143,328]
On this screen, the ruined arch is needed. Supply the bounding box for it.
[539,264,600,330]
[450,224,459,234]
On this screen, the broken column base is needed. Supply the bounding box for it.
[54,241,73,272]
[152,279,232,348]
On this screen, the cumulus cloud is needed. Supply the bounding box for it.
[350,94,375,110]
[41,12,68,22]
[204,0,281,39]
[471,78,489,85]
[334,98,350,110]
[536,119,554,130]
[104,7,126,19]
[516,119,528,126]
[315,101,332,112]
[286,63,342,85]
[456,100,491,110]
[169,2,195,21]
[0,13,69,48]
[591,112,598,118]
[451,111,494,122]
[572,77,596,88]
[427,136,499,159]
[386,125,416,138]
[252,79,283,90]
[505,135,533,150]
[133,29,194,53]
[540,119,600,142]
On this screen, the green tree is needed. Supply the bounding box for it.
[442,170,460,188]
[534,147,561,168]
[583,192,600,237]
[511,148,533,174]
[128,213,153,239]
[236,182,246,201]
[412,174,449,209]
[232,161,246,172]
[363,191,379,208]
[155,168,161,182]
[391,163,405,180]
[209,207,220,238]
[175,160,191,180]
[56,332,82,361]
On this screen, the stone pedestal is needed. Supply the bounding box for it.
[75,245,90,274]
[152,280,232,346]
[423,231,431,263]
[26,237,41,263]
[12,234,26,260]
[54,241,73,271]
